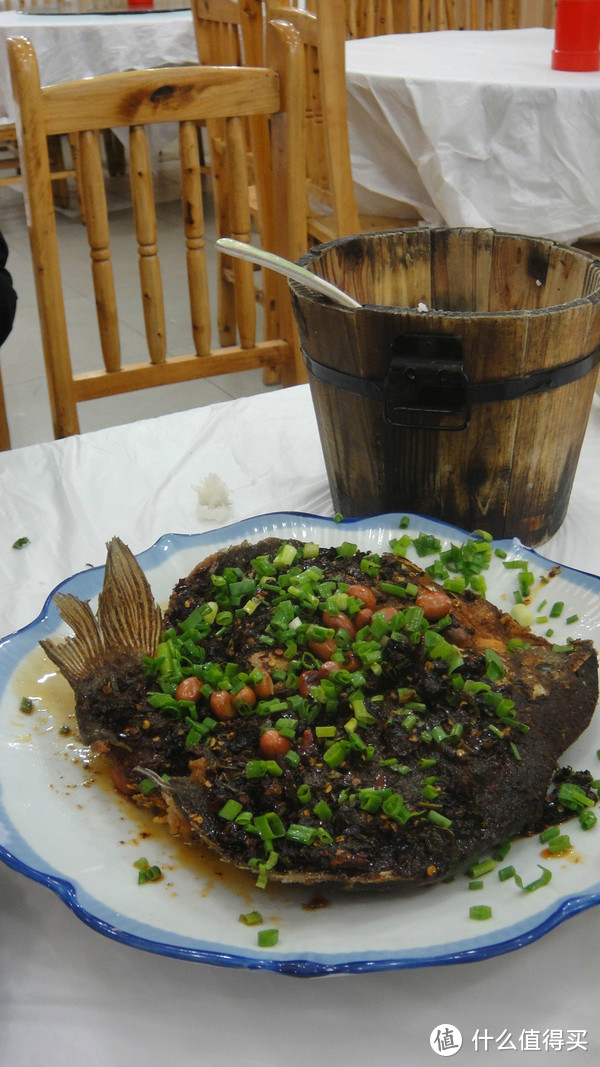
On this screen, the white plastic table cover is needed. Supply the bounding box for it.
[0,383,599,1065]
[345,28,600,244]
[0,8,197,121]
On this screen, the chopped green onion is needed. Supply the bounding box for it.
[137,863,162,884]
[360,553,381,576]
[469,879,484,890]
[517,865,552,893]
[467,858,496,879]
[546,834,572,855]
[493,840,511,862]
[389,535,412,557]
[412,532,442,557]
[539,825,560,844]
[254,812,286,840]
[286,824,317,845]
[381,793,412,823]
[469,905,492,921]
[558,782,595,811]
[443,576,466,594]
[138,778,158,796]
[239,911,263,925]
[219,799,243,821]
[315,725,336,739]
[245,760,267,779]
[485,648,505,681]
[257,928,279,948]
[427,810,452,829]
[322,740,350,768]
[336,541,357,558]
[421,783,439,800]
[579,810,598,831]
[378,580,418,598]
[498,865,516,882]
[302,542,320,558]
[273,543,297,569]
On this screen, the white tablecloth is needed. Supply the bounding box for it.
[0,8,197,122]
[0,384,599,1064]
[345,28,600,244]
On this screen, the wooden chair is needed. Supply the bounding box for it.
[7,27,307,440]
[0,120,81,208]
[190,0,266,349]
[396,1,556,31]
[344,1,394,37]
[341,2,555,34]
[0,123,20,190]
[266,0,420,243]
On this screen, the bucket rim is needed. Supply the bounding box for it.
[292,226,600,317]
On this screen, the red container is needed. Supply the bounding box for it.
[552,0,600,71]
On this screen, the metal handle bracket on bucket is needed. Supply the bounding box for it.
[302,332,600,430]
[386,334,468,429]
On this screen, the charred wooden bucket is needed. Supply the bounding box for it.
[289,228,600,545]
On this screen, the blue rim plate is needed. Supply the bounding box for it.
[0,512,599,977]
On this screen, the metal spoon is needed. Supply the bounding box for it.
[216,237,361,310]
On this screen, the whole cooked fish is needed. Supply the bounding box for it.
[41,535,599,890]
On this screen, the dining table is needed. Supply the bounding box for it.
[345,27,600,245]
[0,382,599,1064]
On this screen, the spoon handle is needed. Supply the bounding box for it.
[216,238,361,310]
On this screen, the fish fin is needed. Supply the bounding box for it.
[41,594,105,686]
[40,537,162,684]
[97,537,162,657]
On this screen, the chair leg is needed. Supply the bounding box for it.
[0,367,11,451]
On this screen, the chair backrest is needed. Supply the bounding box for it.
[267,0,362,241]
[8,28,306,439]
[406,1,556,31]
[345,1,394,38]
[341,1,555,33]
[190,0,245,64]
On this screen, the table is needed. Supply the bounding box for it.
[0,7,197,122]
[0,384,599,1064]
[345,28,600,244]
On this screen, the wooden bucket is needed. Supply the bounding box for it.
[289,228,600,545]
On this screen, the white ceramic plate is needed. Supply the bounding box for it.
[0,512,599,977]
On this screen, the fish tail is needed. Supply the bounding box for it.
[41,537,162,685]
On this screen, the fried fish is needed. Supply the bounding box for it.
[41,535,599,890]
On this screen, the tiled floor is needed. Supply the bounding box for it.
[0,158,280,451]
